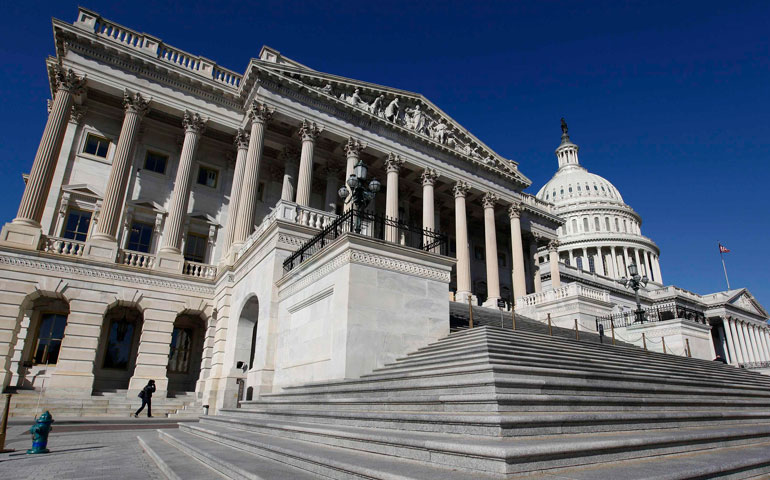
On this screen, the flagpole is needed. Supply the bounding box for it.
[719,242,731,290]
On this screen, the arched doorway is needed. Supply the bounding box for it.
[166,314,205,393]
[93,306,143,392]
[236,296,259,371]
[13,296,70,390]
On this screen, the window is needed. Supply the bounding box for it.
[498,253,507,267]
[62,209,91,241]
[615,218,620,231]
[144,151,168,174]
[583,217,589,232]
[32,313,67,365]
[83,133,110,158]
[568,187,573,193]
[168,327,193,374]
[605,217,611,231]
[474,245,485,261]
[623,219,628,232]
[103,317,136,370]
[184,233,208,263]
[571,219,577,234]
[126,221,153,253]
[588,255,596,273]
[577,185,581,191]
[576,257,584,270]
[594,217,600,231]
[197,166,218,188]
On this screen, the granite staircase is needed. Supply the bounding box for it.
[139,326,770,479]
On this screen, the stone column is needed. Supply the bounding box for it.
[295,120,323,207]
[633,249,643,276]
[481,193,500,307]
[221,129,250,259]
[530,237,542,293]
[622,248,632,276]
[653,255,663,284]
[549,240,561,289]
[508,203,527,300]
[89,91,149,252]
[568,249,574,267]
[128,309,175,397]
[233,102,273,246]
[737,321,755,362]
[421,168,438,250]
[156,111,207,272]
[760,329,770,361]
[749,325,764,361]
[726,318,744,364]
[280,146,300,202]
[721,321,736,364]
[453,181,472,302]
[384,153,404,242]
[323,165,340,213]
[756,326,768,361]
[343,138,365,212]
[2,66,86,248]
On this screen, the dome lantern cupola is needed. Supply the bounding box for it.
[556,118,580,169]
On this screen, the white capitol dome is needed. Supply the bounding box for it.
[535,120,663,284]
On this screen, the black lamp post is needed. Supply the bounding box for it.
[620,263,648,323]
[337,160,381,233]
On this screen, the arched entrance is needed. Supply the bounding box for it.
[166,314,205,393]
[93,306,143,392]
[236,296,259,371]
[13,296,70,390]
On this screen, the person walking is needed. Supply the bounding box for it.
[134,379,155,418]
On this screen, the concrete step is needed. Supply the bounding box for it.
[138,433,226,480]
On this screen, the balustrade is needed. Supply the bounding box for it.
[183,260,217,279]
[42,237,85,257]
[117,249,156,269]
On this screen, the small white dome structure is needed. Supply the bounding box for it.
[536,119,663,284]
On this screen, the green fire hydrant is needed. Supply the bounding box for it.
[27,411,54,454]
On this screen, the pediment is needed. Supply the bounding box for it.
[252,62,531,187]
[189,211,220,227]
[727,290,768,317]
[62,183,103,199]
[127,198,166,214]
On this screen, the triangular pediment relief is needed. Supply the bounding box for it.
[252,62,531,187]
[727,290,768,317]
[127,198,166,214]
[62,184,103,199]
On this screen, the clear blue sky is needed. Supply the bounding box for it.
[1,1,768,306]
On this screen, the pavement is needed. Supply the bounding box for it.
[0,417,193,479]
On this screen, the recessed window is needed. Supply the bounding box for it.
[62,209,91,241]
[576,257,584,270]
[594,185,598,190]
[577,185,581,191]
[144,151,168,174]
[605,217,611,231]
[594,217,600,231]
[568,187,573,193]
[184,232,208,263]
[197,166,218,188]
[83,133,110,158]
[571,219,577,233]
[583,217,589,232]
[168,327,193,374]
[588,256,596,273]
[32,313,67,365]
[615,218,620,231]
[126,221,153,253]
[103,316,136,370]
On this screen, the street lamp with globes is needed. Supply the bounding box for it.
[620,263,648,323]
[337,159,381,233]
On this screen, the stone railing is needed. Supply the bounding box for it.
[295,205,336,229]
[42,237,85,257]
[520,193,554,214]
[517,282,610,307]
[75,8,242,89]
[742,361,770,370]
[183,260,217,279]
[117,249,156,269]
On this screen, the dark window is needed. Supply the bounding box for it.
[62,209,91,241]
[594,217,601,231]
[197,166,218,188]
[168,327,193,374]
[33,313,67,365]
[103,318,136,370]
[126,221,153,253]
[583,218,589,232]
[83,133,110,158]
[184,233,207,263]
[144,151,167,174]
[576,257,584,270]
[588,255,596,273]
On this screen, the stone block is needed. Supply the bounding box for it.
[0,222,42,250]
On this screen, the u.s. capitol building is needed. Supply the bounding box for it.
[0,7,767,419]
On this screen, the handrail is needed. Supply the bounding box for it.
[596,302,707,330]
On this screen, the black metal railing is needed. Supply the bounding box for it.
[596,302,707,330]
[282,209,448,272]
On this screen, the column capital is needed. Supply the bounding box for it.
[248,101,274,124]
[452,181,470,198]
[548,239,560,252]
[384,153,405,173]
[507,202,522,219]
[183,110,207,134]
[53,64,87,95]
[532,232,544,245]
[68,104,87,125]
[421,168,438,186]
[481,192,498,209]
[344,138,366,158]
[234,128,250,150]
[298,119,323,142]
[123,90,150,117]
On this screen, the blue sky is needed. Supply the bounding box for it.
[0,1,768,306]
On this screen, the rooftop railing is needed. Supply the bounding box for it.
[596,302,707,331]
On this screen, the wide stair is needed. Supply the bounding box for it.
[7,388,202,418]
[140,326,770,479]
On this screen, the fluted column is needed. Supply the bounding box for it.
[92,91,149,242]
[233,102,273,245]
[737,321,755,362]
[633,249,643,276]
[726,318,745,364]
[653,255,663,284]
[453,182,472,302]
[531,236,542,293]
[481,193,500,307]
[222,129,250,257]
[280,146,300,202]
[549,240,561,289]
[508,203,527,300]
[322,165,340,213]
[384,154,404,242]
[421,168,438,250]
[722,320,737,364]
[756,326,767,361]
[159,111,206,255]
[623,248,632,276]
[14,66,86,228]
[750,325,764,361]
[343,138,365,212]
[295,120,323,206]
[761,329,770,361]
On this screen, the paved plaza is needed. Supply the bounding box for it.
[0,419,179,479]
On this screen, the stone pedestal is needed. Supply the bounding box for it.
[0,223,43,250]
[83,237,119,262]
[155,251,185,274]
